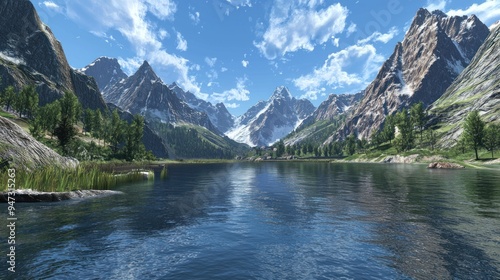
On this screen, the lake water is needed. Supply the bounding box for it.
[2,162,500,279]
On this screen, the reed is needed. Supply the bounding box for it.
[1,165,150,192]
[160,166,168,180]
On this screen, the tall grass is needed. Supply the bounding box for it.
[1,165,152,192]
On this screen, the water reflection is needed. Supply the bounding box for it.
[1,162,499,279]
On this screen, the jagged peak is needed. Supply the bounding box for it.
[490,20,500,31]
[135,60,160,81]
[431,10,448,18]
[271,86,292,100]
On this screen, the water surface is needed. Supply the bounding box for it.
[1,162,500,279]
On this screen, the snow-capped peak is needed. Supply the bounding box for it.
[271,86,293,100]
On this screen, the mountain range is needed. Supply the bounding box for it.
[1,0,498,159]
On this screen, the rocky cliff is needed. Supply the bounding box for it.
[428,24,500,147]
[337,9,489,140]
[0,116,78,170]
[0,0,107,110]
[80,57,128,93]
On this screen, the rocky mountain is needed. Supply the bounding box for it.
[0,0,107,110]
[283,91,363,146]
[169,83,235,133]
[337,8,489,140]
[0,116,78,170]
[80,57,127,93]
[103,61,219,133]
[428,23,500,147]
[226,86,315,147]
[313,91,364,122]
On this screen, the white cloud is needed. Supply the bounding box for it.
[346,22,357,36]
[221,67,228,72]
[332,38,340,47]
[41,1,62,12]
[226,0,252,8]
[205,57,217,67]
[242,60,249,67]
[158,29,169,40]
[212,77,250,103]
[357,27,399,44]
[176,32,187,51]
[189,11,200,25]
[255,1,348,59]
[425,0,447,11]
[293,44,384,100]
[447,0,500,26]
[225,103,240,108]
[61,0,204,99]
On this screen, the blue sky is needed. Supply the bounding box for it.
[32,0,500,116]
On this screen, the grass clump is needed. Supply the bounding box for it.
[1,165,150,192]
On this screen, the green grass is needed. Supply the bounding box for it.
[1,165,152,192]
[0,110,15,119]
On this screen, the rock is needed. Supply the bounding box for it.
[383,154,421,163]
[0,116,78,170]
[0,189,123,202]
[427,162,465,169]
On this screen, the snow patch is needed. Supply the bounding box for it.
[446,59,465,75]
[0,52,25,65]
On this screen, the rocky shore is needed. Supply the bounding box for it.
[0,189,123,202]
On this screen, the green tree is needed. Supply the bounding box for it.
[410,102,426,143]
[344,134,356,156]
[273,140,284,157]
[394,109,414,152]
[463,110,485,160]
[426,129,438,151]
[25,85,39,120]
[108,109,126,154]
[29,108,45,140]
[92,110,104,142]
[125,114,146,161]
[55,92,81,151]
[484,123,500,159]
[382,114,396,144]
[82,109,94,135]
[41,102,61,138]
[1,86,16,111]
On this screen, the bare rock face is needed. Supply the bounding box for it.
[80,57,128,93]
[103,61,220,134]
[428,24,500,147]
[0,116,78,170]
[338,9,489,140]
[314,91,363,121]
[169,82,235,133]
[0,0,107,110]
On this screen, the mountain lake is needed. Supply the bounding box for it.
[1,162,500,279]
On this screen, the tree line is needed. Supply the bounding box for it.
[0,84,152,161]
[268,102,499,160]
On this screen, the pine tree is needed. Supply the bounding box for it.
[394,109,414,152]
[109,109,126,154]
[463,110,485,160]
[1,86,16,111]
[382,114,396,144]
[55,91,81,151]
[410,102,426,143]
[344,134,356,156]
[484,123,500,159]
[125,114,146,161]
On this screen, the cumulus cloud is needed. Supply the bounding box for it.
[425,0,447,11]
[60,0,205,99]
[358,27,399,45]
[176,32,187,51]
[225,103,240,108]
[447,0,500,26]
[254,1,348,59]
[212,77,250,103]
[242,60,249,67]
[293,44,384,100]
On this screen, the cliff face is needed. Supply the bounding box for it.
[0,0,107,110]
[0,117,78,170]
[428,24,500,147]
[338,9,489,140]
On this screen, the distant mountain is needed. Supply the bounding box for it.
[428,23,500,147]
[284,91,363,146]
[337,8,489,140]
[169,83,235,133]
[80,57,127,93]
[227,86,315,147]
[102,61,219,133]
[0,0,107,110]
